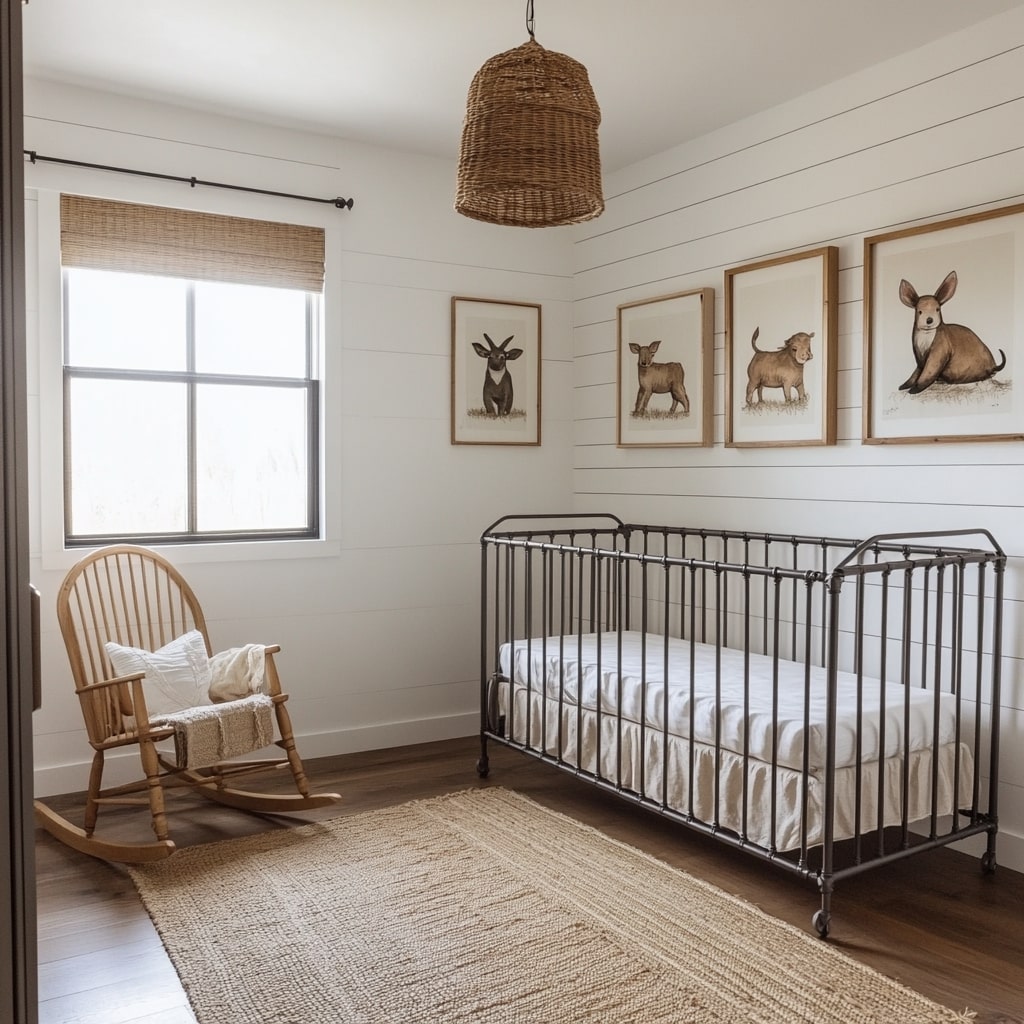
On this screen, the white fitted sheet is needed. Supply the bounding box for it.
[499,631,964,772]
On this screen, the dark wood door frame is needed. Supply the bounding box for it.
[1,0,38,1021]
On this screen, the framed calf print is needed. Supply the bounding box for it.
[863,203,1024,444]
[616,287,714,447]
[725,246,838,448]
[451,296,541,445]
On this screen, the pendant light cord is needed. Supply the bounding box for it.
[526,0,535,39]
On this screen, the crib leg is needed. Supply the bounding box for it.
[476,734,489,778]
[982,828,997,875]
[813,884,833,939]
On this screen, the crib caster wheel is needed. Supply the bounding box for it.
[812,910,831,939]
[981,851,996,875]
[476,758,489,778]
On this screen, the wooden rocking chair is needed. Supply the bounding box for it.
[34,544,340,863]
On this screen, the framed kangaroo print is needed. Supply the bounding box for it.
[451,296,541,445]
[725,246,838,448]
[616,288,714,447]
[864,203,1024,444]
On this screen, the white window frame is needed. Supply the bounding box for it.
[34,188,341,572]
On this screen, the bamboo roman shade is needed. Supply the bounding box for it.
[60,194,325,292]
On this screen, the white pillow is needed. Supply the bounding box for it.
[105,629,213,717]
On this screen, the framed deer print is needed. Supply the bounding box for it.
[616,288,714,447]
[864,203,1024,444]
[451,296,541,445]
[725,246,838,448]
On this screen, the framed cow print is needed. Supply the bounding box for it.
[725,246,838,448]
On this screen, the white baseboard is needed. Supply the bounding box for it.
[942,826,1024,876]
[33,711,480,799]
[293,711,480,763]
[1001,829,1024,875]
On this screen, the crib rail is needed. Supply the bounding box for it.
[479,515,1005,936]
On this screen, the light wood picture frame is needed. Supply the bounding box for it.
[451,296,541,446]
[725,246,838,448]
[863,204,1023,444]
[616,287,714,447]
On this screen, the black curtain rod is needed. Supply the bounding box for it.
[23,150,354,210]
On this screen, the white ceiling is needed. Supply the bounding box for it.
[20,0,1024,172]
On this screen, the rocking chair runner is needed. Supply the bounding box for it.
[35,544,340,863]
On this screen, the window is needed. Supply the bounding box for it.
[59,195,325,546]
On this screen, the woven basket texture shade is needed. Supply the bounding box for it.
[456,37,603,228]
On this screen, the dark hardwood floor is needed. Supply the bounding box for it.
[35,736,1024,1023]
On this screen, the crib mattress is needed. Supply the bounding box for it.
[498,631,964,773]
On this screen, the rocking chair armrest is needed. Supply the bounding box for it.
[263,645,283,697]
[81,670,143,715]
[77,671,152,728]
[77,671,145,694]
[79,672,163,730]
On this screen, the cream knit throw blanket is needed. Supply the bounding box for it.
[207,644,266,703]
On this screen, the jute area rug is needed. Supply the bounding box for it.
[128,787,970,1024]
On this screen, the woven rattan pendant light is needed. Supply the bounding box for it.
[455,0,604,228]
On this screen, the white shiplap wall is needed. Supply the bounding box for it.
[25,79,576,795]
[571,8,1024,871]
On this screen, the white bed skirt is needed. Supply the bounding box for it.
[497,632,975,852]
